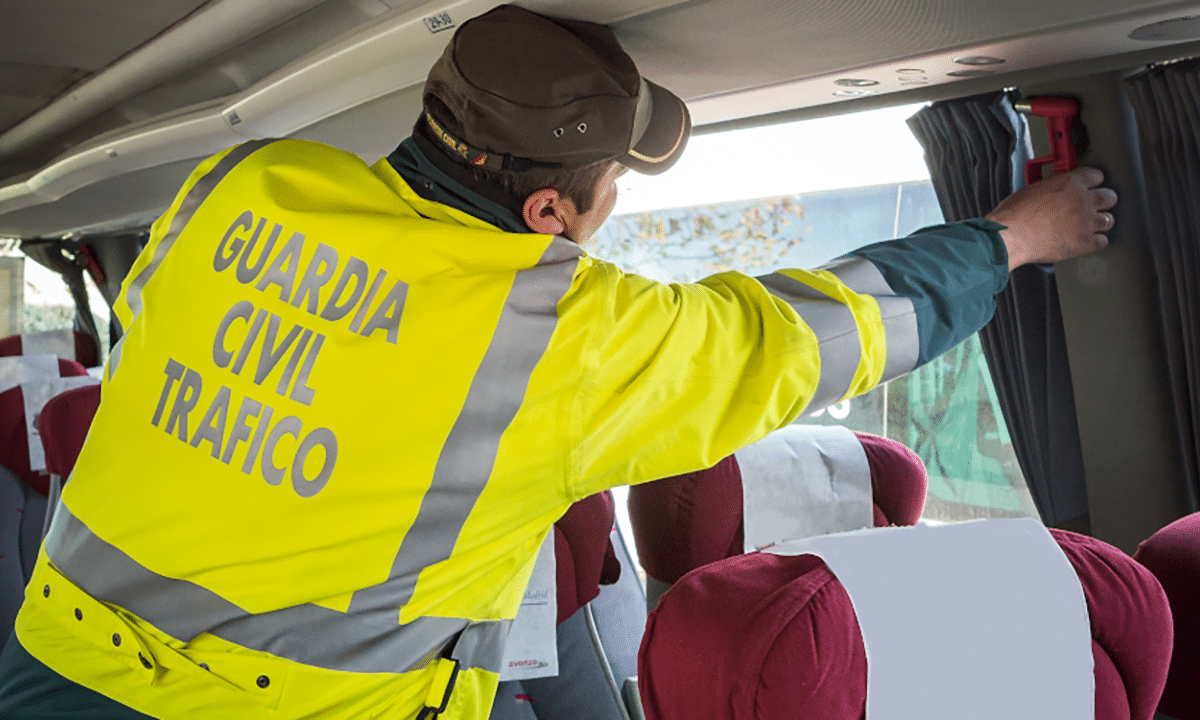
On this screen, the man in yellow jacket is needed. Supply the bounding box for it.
[0,5,1116,719]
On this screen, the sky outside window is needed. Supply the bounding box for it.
[611,103,930,216]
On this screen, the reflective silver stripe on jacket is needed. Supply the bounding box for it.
[44,504,512,675]
[820,256,920,383]
[757,256,919,412]
[756,271,862,412]
[50,237,581,675]
[348,237,583,620]
[111,139,278,379]
[450,621,512,672]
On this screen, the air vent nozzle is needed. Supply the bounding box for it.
[1130,15,1200,42]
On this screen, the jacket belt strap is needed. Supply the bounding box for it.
[416,658,460,719]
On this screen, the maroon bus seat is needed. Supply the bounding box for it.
[0,330,98,369]
[554,490,621,625]
[1134,511,1200,720]
[627,430,928,587]
[0,357,89,497]
[638,528,1172,720]
[1,465,42,649]
[0,359,89,650]
[36,383,101,483]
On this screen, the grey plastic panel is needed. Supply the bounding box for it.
[587,529,647,685]
[0,158,201,239]
[623,678,646,720]
[491,680,539,720]
[522,609,628,720]
[644,576,670,613]
[0,468,27,648]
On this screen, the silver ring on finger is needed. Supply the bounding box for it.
[1097,212,1114,232]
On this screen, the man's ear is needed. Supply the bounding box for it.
[523,188,576,235]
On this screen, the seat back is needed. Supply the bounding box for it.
[33,382,102,538]
[37,383,101,483]
[0,356,89,496]
[1,464,41,652]
[553,491,622,625]
[0,357,95,652]
[0,330,99,369]
[627,429,928,602]
[1134,511,1200,720]
[492,526,646,720]
[638,527,1172,720]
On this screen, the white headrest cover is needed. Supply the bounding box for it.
[499,531,558,681]
[737,424,872,552]
[0,355,59,395]
[21,329,75,362]
[768,518,1093,720]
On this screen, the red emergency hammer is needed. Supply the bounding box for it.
[1015,97,1079,185]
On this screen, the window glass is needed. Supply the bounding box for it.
[83,272,112,367]
[1,244,112,368]
[596,104,1038,548]
[21,251,74,335]
[0,241,23,338]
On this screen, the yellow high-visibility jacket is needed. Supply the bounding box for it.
[13,138,999,719]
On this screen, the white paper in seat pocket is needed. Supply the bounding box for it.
[500,531,559,681]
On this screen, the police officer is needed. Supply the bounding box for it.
[0,5,1115,719]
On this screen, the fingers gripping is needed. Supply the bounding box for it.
[986,166,1119,267]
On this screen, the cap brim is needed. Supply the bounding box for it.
[621,80,691,175]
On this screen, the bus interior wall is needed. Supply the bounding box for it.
[1024,69,1198,554]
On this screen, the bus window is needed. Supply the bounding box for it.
[594,104,1039,526]
[6,243,110,368]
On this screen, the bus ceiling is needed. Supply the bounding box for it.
[4,0,1200,237]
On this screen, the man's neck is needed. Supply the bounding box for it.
[387,129,530,234]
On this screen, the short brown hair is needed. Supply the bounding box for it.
[474,159,614,215]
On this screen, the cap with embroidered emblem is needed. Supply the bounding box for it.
[423,4,690,175]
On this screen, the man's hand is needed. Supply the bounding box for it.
[985,167,1117,271]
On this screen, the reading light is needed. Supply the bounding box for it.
[954,56,1006,66]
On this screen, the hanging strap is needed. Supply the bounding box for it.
[416,657,461,719]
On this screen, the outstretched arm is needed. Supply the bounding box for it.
[844,166,1116,366]
[565,169,1116,496]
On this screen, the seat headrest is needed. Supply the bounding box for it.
[628,431,928,585]
[0,330,99,368]
[638,528,1172,720]
[628,454,743,586]
[554,490,620,624]
[854,431,927,526]
[37,383,101,481]
[639,551,862,720]
[0,357,90,495]
[1133,511,1200,720]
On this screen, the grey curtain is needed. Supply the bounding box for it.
[1125,60,1200,508]
[907,92,1090,527]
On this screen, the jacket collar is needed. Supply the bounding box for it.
[386,135,529,235]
